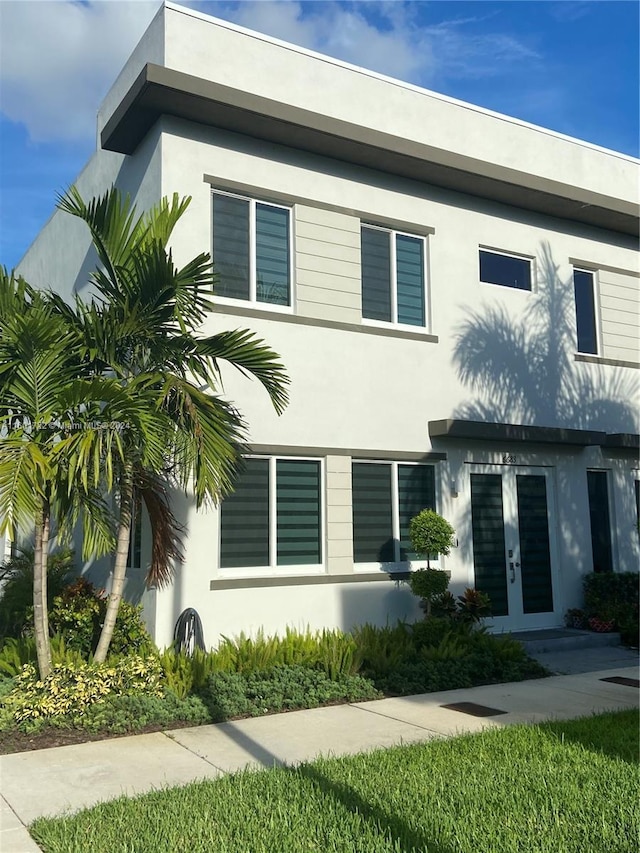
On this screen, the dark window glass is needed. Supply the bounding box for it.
[398,465,435,560]
[396,235,425,327]
[479,250,531,291]
[470,473,508,616]
[213,194,250,300]
[353,463,435,563]
[587,471,613,573]
[361,227,392,322]
[127,508,142,570]
[352,463,394,562]
[220,459,270,568]
[256,204,290,306]
[635,480,640,530]
[276,460,321,565]
[573,270,598,354]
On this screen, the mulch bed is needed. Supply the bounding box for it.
[0,720,198,755]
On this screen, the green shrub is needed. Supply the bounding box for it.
[420,632,468,661]
[0,633,87,677]
[4,655,164,724]
[0,547,73,639]
[583,572,639,644]
[48,577,154,658]
[197,666,380,722]
[158,646,220,699]
[408,510,455,569]
[316,629,362,679]
[409,617,454,650]
[407,568,450,617]
[351,622,414,676]
[79,691,210,734]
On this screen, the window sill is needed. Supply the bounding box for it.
[210,571,410,590]
[575,353,640,369]
[212,302,439,343]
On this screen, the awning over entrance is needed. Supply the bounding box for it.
[603,433,640,450]
[428,419,606,446]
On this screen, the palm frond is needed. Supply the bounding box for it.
[136,466,184,588]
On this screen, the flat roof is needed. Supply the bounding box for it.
[101,62,639,236]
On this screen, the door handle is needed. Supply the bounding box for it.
[509,562,516,583]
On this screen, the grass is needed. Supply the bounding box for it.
[30,709,639,853]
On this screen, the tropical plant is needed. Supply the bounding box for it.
[407,568,450,618]
[0,271,120,676]
[54,187,290,662]
[408,509,455,569]
[0,547,73,640]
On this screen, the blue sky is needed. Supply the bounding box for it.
[0,0,638,271]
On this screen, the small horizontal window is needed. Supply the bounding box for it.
[479,249,532,291]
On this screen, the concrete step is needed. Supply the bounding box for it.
[510,628,622,655]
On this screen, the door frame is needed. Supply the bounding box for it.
[467,463,562,632]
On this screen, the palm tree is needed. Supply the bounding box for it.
[56,187,289,662]
[0,271,119,675]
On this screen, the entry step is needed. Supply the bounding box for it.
[509,628,621,654]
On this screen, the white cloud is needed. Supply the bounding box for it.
[0,0,161,141]
[204,1,540,85]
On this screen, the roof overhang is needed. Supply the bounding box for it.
[602,433,640,451]
[101,63,639,237]
[428,419,606,446]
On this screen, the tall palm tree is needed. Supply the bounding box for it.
[56,187,289,661]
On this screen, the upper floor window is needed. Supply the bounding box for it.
[212,191,291,307]
[352,461,436,565]
[361,226,426,327]
[573,268,598,354]
[220,457,322,570]
[479,249,532,291]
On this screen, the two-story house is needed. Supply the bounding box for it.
[16,3,639,648]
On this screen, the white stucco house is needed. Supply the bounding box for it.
[16,3,639,648]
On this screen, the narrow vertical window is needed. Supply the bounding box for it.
[573,269,598,354]
[127,506,142,570]
[587,470,613,573]
[212,194,250,300]
[220,458,270,568]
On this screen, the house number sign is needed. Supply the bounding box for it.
[502,453,517,464]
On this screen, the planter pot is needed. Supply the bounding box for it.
[588,617,615,633]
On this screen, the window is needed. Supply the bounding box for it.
[573,268,598,354]
[212,191,291,307]
[220,457,322,569]
[587,470,613,573]
[479,249,532,291]
[126,507,142,571]
[361,226,426,327]
[352,462,436,564]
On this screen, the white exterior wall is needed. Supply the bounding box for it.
[149,119,639,649]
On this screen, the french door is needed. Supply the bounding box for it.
[469,465,560,631]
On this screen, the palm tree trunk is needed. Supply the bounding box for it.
[33,498,52,678]
[94,464,133,663]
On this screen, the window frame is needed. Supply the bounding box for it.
[219,455,325,577]
[360,224,429,331]
[573,266,600,355]
[478,247,534,292]
[211,189,294,313]
[351,459,439,573]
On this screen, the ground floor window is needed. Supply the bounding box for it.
[352,462,436,564]
[587,470,613,573]
[220,457,322,569]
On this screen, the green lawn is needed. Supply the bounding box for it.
[31,709,639,853]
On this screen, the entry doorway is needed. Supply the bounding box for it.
[469,465,560,631]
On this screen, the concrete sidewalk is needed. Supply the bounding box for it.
[1,658,638,853]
